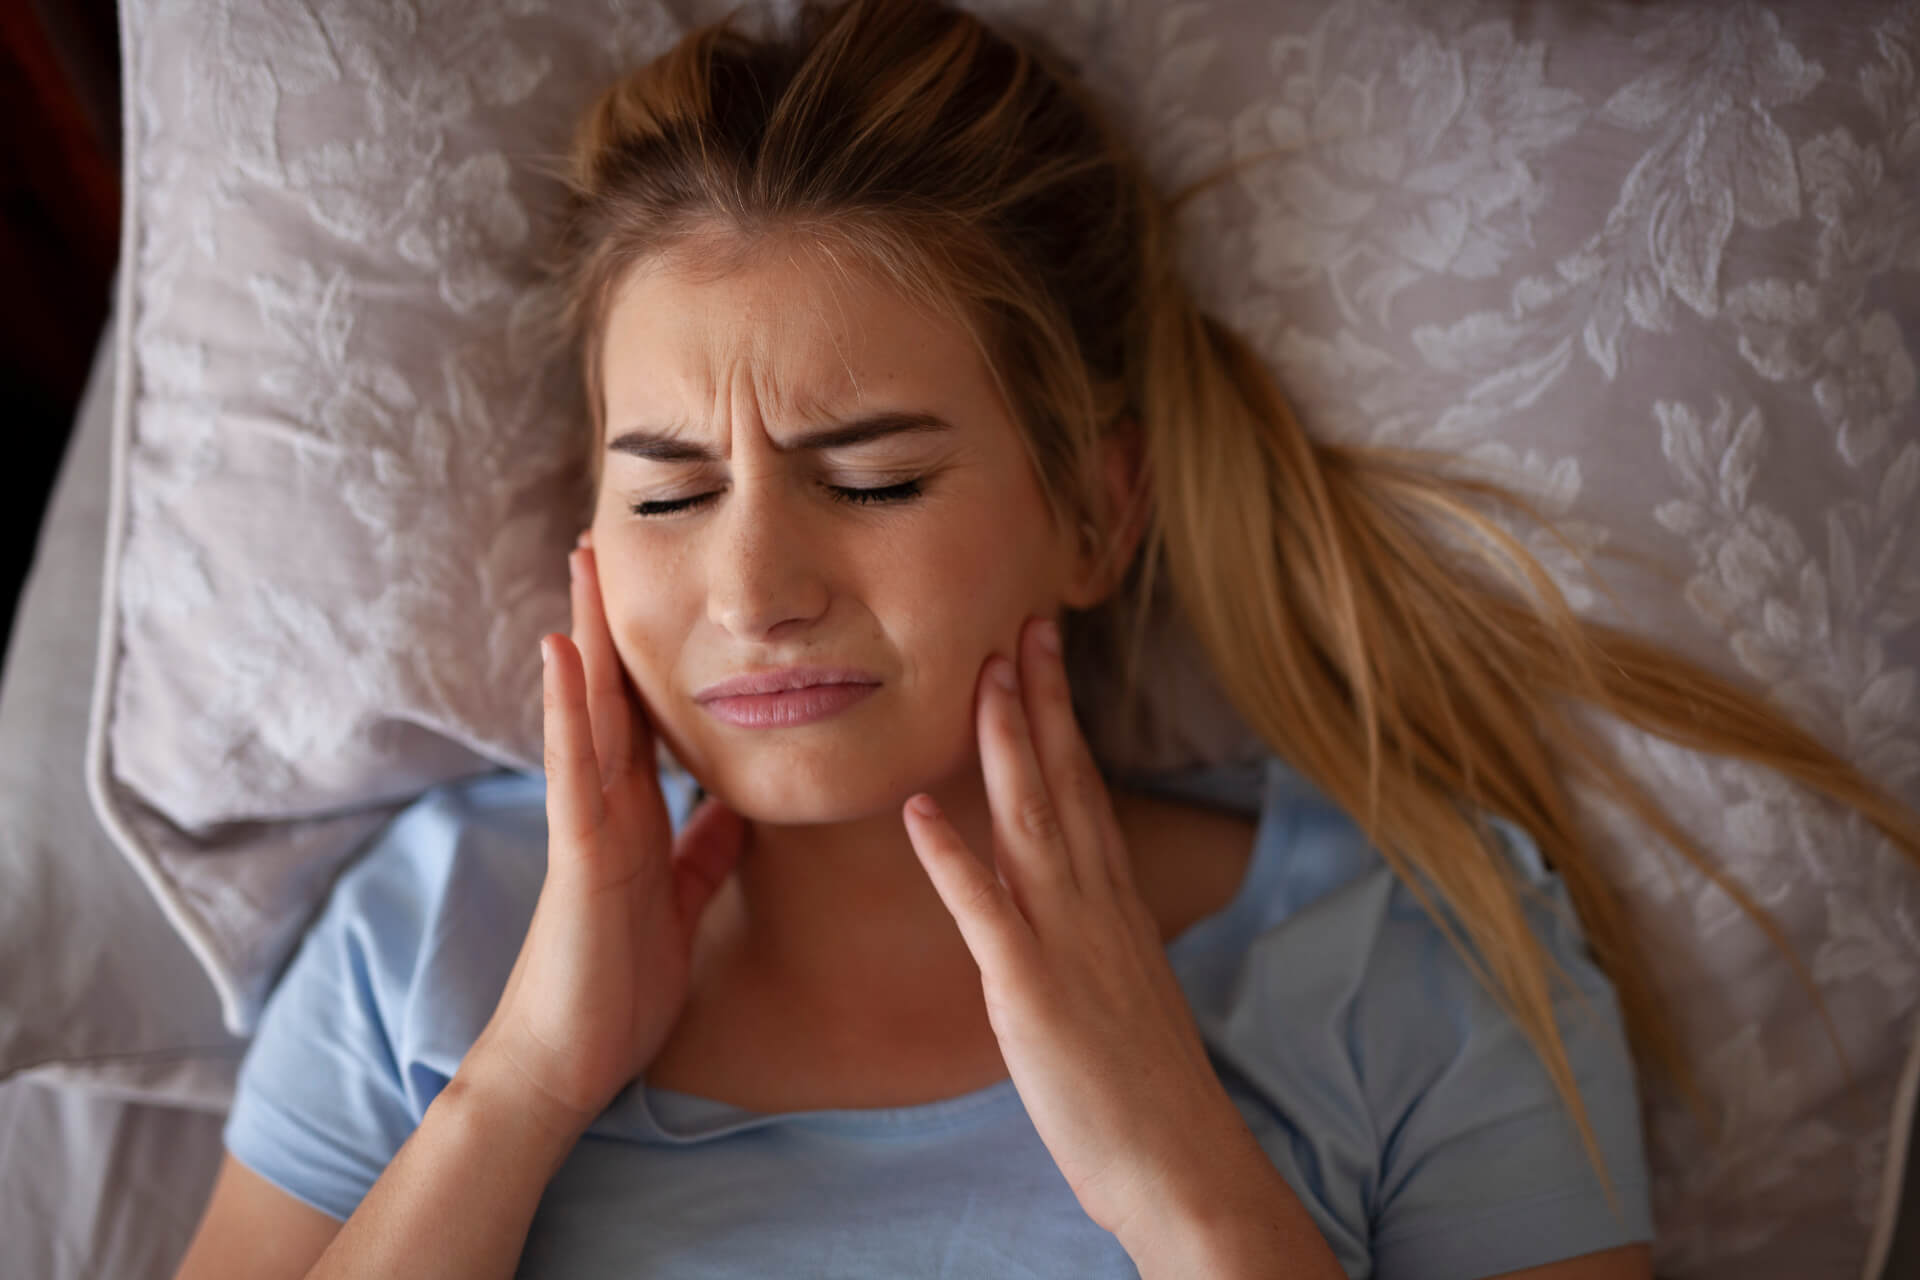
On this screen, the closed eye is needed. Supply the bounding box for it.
[829,479,922,506]
[630,492,719,517]
[628,479,925,518]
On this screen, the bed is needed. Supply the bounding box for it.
[0,311,233,1279]
[5,2,1920,1277]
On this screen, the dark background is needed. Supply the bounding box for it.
[3,0,121,675]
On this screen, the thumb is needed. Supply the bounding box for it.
[671,797,747,930]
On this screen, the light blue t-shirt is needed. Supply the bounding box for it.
[223,757,1653,1278]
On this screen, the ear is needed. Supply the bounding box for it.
[1061,418,1149,610]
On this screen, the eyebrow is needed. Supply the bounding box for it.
[605,411,954,463]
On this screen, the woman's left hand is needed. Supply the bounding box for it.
[900,615,1271,1249]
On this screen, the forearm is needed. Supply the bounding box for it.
[1117,1137,1346,1280]
[1123,1196,1344,1279]
[305,1053,585,1280]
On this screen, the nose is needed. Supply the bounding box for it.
[704,478,831,641]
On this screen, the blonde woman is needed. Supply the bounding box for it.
[175,1,1920,1277]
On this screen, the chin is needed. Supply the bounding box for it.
[677,724,976,827]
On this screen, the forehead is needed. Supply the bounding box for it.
[599,243,990,430]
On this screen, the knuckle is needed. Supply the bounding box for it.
[1015,794,1062,846]
[963,874,1005,919]
[1061,760,1102,814]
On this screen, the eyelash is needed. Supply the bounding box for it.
[629,479,924,518]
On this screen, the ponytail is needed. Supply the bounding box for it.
[1129,267,1920,1206]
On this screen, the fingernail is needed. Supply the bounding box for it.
[1035,618,1061,656]
[540,637,552,665]
[577,529,592,549]
[991,656,1018,693]
[907,793,940,819]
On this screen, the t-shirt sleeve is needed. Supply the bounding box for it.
[219,782,490,1222]
[220,765,695,1223]
[222,937,418,1220]
[1356,817,1654,1279]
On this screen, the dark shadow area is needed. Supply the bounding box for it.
[1,0,120,673]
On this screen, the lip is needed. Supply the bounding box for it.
[693,666,882,729]
[694,666,881,700]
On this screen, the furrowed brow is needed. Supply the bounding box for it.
[606,411,953,462]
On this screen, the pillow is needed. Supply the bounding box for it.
[91,0,1919,1274]
[0,297,246,1109]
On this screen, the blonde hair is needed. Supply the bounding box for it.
[545,0,1920,1209]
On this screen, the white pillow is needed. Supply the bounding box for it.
[91,0,1920,1274]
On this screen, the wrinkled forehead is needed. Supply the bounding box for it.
[598,240,991,443]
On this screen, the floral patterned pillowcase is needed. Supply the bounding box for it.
[85,0,1916,1274]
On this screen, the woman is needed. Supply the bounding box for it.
[174,0,1920,1276]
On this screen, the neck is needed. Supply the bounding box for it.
[707,760,1002,1020]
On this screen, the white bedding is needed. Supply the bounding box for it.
[0,1077,224,1280]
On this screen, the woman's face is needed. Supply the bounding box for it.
[590,243,1089,824]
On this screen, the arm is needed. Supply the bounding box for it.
[173,1050,581,1280]
[301,1052,586,1280]
[1120,1174,1652,1280]
[1491,1245,1652,1279]
[1111,1137,1345,1280]
[173,1157,342,1280]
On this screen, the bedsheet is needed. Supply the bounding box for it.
[0,1076,224,1280]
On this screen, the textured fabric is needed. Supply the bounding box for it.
[92,0,1920,1272]
[0,1077,227,1280]
[0,295,246,1098]
[222,757,1652,1279]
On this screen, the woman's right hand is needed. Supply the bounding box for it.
[468,533,745,1137]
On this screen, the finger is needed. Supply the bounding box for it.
[671,798,747,930]
[977,652,1078,904]
[570,542,639,788]
[1017,616,1120,897]
[902,793,1035,977]
[541,633,606,844]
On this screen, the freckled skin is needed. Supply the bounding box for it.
[589,245,1088,827]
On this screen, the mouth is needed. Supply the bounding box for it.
[694,667,882,729]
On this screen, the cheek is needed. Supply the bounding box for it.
[883,490,1066,689]
[597,561,693,716]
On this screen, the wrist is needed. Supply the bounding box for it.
[444,1049,594,1179]
[1120,1212,1279,1280]
[1113,1137,1343,1280]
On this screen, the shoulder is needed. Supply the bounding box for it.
[324,769,549,920]
[315,763,704,987]
[1180,757,1652,1277]
[1210,757,1595,981]
[1212,757,1625,1084]
[222,766,674,1219]
[239,770,555,1096]
[275,764,706,1072]
[220,770,554,1219]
